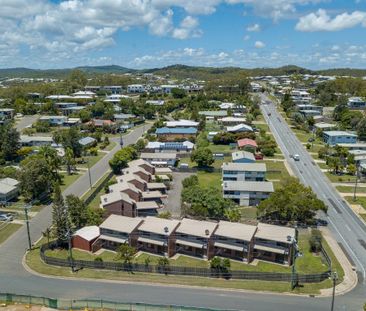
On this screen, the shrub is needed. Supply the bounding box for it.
[309,229,322,253]
[94,257,103,262]
[89,147,98,156]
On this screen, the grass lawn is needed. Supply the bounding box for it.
[81,172,114,209]
[361,214,366,222]
[318,162,328,169]
[207,144,235,154]
[324,172,357,183]
[336,186,366,194]
[60,173,81,191]
[261,160,290,180]
[4,196,45,212]
[45,248,117,262]
[197,171,222,190]
[25,232,340,295]
[239,207,257,220]
[344,196,366,211]
[0,223,22,245]
[75,152,105,169]
[255,124,269,132]
[102,141,117,151]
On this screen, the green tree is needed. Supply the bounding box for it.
[116,244,136,264]
[52,183,69,244]
[347,164,356,176]
[257,177,327,224]
[182,175,199,188]
[109,146,137,174]
[66,195,88,229]
[134,138,146,152]
[224,208,241,222]
[190,148,214,167]
[53,127,82,158]
[171,88,186,99]
[357,118,366,141]
[19,155,53,201]
[39,145,61,181]
[65,69,87,92]
[0,123,20,161]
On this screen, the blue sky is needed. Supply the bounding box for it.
[0,0,365,69]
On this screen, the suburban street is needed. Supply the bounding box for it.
[0,116,365,310]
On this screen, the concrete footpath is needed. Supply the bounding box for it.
[319,227,358,296]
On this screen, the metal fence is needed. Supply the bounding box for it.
[40,242,331,283]
[83,171,114,206]
[0,293,234,311]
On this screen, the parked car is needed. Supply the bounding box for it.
[0,213,13,221]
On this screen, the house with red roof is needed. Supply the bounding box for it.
[237,138,258,153]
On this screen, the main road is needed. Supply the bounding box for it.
[0,116,364,310]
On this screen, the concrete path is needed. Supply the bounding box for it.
[319,227,358,296]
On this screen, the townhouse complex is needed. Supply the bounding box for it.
[72,215,296,266]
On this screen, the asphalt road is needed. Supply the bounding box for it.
[260,95,366,310]
[0,119,364,310]
[15,115,39,131]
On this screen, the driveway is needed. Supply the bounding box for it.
[162,172,193,217]
[15,115,39,132]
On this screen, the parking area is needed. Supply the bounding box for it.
[161,172,193,217]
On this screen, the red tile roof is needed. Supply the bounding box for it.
[237,138,258,148]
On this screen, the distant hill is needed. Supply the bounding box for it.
[0,65,134,79]
[0,64,365,80]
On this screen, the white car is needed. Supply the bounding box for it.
[293,154,300,161]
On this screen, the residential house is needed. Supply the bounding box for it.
[146,100,165,106]
[222,180,274,206]
[227,124,253,133]
[0,108,15,120]
[161,85,180,94]
[253,223,296,265]
[231,151,256,163]
[219,117,247,126]
[140,152,178,167]
[127,84,145,93]
[213,221,256,262]
[39,115,68,126]
[198,111,228,120]
[175,218,218,259]
[72,226,100,252]
[314,123,337,131]
[222,162,266,181]
[337,143,366,151]
[20,135,54,146]
[165,119,199,128]
[145,141,194,153]
[237,138,258,152]
[347,97,366,109]
[155,127,197,141]
[136,216,180,256]
[323,131,357,146]
[78,136,97,148]
[93,215,143,252]
[0,178,20,202]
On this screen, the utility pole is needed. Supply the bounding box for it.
[65,205,75,272]
[331,271,338,311]
[24,204,32,250]
[353,163,359,201]
[87,160,92,191]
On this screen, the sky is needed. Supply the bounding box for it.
[0,0,366,70]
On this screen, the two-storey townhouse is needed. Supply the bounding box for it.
[174,218,218,259]
[222,162,267,182]
[213,221,257,262]
[92,215,144,252]
[253,223,296,265]
[136,216,180,256]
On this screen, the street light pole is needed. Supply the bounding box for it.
[24,204,32,251]
[353,163,359,201]
[330,271,338,311]
[87,160,92,191]
[65,205,75,272]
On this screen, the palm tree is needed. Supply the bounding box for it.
[64,147,75,175]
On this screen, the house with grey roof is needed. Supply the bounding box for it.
[222,180,274,206]
[222,162,267,182]
[0,178,20,202]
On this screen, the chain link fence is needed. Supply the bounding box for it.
[0,293,234,311]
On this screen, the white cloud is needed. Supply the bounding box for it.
[254,41,266,48]
[296,9,366,32]
[246,23,261,32]
[243,34,250,40]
